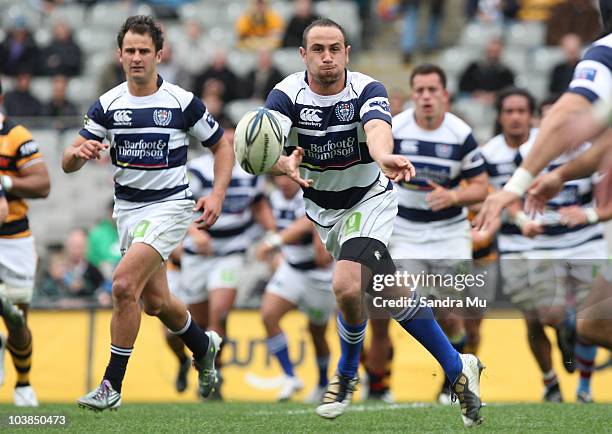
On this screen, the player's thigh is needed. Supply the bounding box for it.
[0,236,37,305]
[261,292,297,326]
[500,252,534,311]
[113,242,164,298]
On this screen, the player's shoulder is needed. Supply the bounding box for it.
[441,111,473,140]
[98,82,129,111]
[592,33,612,50]
[391,108,415,131]
[581,33,612,66]
[160,80,195,109]
[347,70,383,94]
[1,118,33,150]
[481,133,507,157]
[273,72,308,99]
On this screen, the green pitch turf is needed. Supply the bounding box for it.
[0,402,611,433]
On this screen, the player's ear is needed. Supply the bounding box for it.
[299,46,307,63]
[156,49,162,64]
[346,45,351,63]
[116,48,122,63]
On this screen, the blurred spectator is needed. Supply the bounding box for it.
[545,0,601,46]
[3,73,43,117]
[242,49,284,100]
[42,21,82,77]
[39,229,105,308]
[86,201,120,293]
[98,57,125,95]
[282,0,320,48]
[458,38,514,104]
[42,75,78,116]
[466,0,519,23]
[548,33,582,97]
[202,92,232,128]
[400,0,446,64]
[173,20,211,81]
[236,0,284,50]
[517,0,563,21]
[389,87,409,116]
[157,39,180,85]
[192,50,240,103]
[143,0,193,19]
[0,17,41,76]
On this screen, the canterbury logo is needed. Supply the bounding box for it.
[300,108,322,123]
[113,110,132,124]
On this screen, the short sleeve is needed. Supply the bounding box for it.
[184,95,224,148]
[80,100,108,141]
[358,81,392,126]
[567,45,612,104]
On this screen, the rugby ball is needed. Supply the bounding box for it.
[234,107,284,175]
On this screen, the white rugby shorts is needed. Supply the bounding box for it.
[0,236,37,303]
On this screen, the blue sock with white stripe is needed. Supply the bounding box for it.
[575,340,597,396]
[317,355,330,387]
[267,333,294,377]
[104,344,133,393]
[337,314,367,378]
[393,297,462,383]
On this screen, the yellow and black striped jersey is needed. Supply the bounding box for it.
[0,115,44,238]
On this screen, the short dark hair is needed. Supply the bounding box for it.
[493,87,535,135]
[117,15,164,52]
[302,18,348,48]
[410,63,447,89]
[495,87,536,115]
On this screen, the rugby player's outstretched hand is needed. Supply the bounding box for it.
[75,140,108,160]
[273,147,313,188]
[193,192,223,230]
[525,171,564,215]
[474,189,519,233]
[378,154,415,183]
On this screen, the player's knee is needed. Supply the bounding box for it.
[111,277,138,305]
[261,308,279,332]
[333,278,362,308]
[577,318,608,346]
[143,298,165,317]
[538,307,564,328]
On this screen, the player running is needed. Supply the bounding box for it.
[264,18,484,426]
[62,16,234,411]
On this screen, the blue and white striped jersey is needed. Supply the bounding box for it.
[391,108,484,230]
[481,130,537,254]
[517,141,604,251]
[568,33,612,104]
[269,188,316,269]
[264,70,393,227]
[80,76,223,211]
[182,153,266,256]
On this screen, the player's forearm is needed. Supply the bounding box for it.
[0,197,7,223]
[210,137,234,200]
[61,147,87,173]
[521,93,595,177]
[278,216,312,245]
[456,175,489,207]
[4,171,50,198]
[556,131,612,182]
[365,121,394,162]
[252,199,276,231]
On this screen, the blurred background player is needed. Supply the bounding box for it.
[511,97,607,403]
[256,175,335,403]
[0,78,51,406]
[177,124,275,399]
[62,16,233,411]
[162,247,191,394]
[390,63,488,404]
[0,184,7,223]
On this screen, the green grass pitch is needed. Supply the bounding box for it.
[0,402,611,433]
